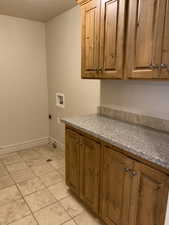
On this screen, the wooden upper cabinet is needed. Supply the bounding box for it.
[125,0,166,79]
[101,146,134,225]
[80,0,125,79]
[81,0,100,78]
[78,0,169,80]
[129,162,169,225]
[65,129,80,195]
[99,0,126,79]
[80,136,101,213]
[161,0,169,79]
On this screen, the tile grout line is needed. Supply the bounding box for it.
[61,217,78,225]
[59,195,85,221]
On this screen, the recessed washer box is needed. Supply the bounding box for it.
[56,93,65,108]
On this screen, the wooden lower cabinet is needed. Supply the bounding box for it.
[80,136,101,213]
[65,127,169,225]
[66,128,101,213]
[100,146,134,225]
[65,129,80,195]
[129,162,169,225]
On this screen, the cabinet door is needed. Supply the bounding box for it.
[81,0,100,78]
[101,146,134,225]
[161,0,169,79]
[129,162,169,225]
[99,0,126,79]
[125,0,166,79]
[80,136,101,214]
[65,129,80,195]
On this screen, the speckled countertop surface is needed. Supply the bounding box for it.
[62,114,169,171]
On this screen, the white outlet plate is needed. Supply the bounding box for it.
[56,93,65,108]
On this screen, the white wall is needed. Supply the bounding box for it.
[101,80,169,120]
[0,16,49,147]
[46,6,100,145]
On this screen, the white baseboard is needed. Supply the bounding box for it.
[49,137,65,150]
[0,137,49,155]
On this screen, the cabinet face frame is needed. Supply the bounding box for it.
[81,0,101,78]
[99,0,126,79]
[124,0,166,79]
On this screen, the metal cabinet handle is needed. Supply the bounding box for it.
[160,64,169,72]
[149,63,159,70]
[124,168,130,173]
[94,67,103,73]
[160,63,167,69]
[98,67,103,73]
[124,168,137,176]
[131,171,137,176]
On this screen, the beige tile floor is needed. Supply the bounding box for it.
[0,145,104,225]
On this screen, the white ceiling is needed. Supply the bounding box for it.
[0,0,76,22]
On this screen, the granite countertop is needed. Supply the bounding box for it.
[62,114,169,171]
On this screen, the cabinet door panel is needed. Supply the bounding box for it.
[100,0,126,79]
[80,136,101,214]
[101,146,133,225]
[129,162,169,225]
[81,0,100,78]
[161,0,169,79]
[125,0,166,79]
[66,129,80,195]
